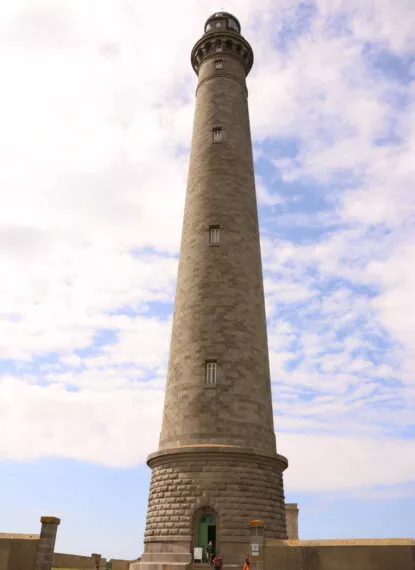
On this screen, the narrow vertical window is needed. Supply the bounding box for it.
[212,127,223,143]
[215,22,222,28]
[216,43,222,52]
[209,225,220,245]
[215,60,223,70]
[205,361,217,385]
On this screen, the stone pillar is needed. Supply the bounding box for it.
[249,520,264,570]
[34,516,60,570]
[285,503,299,540]
[92,553,102,570]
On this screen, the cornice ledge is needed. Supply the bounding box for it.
[147,445,288,470]
[191,32,253,76]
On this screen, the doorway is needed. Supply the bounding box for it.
[197,513,216,562]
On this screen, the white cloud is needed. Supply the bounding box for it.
[281,433,415,491]
[0,0,414,497]
[0,375,163,466]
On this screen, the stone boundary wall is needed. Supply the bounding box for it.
[53,553,97,568]
[282,539,415,546]
[0,535,39,570]
[264,539,415,570]
[0,523,133,570]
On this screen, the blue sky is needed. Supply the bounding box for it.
[0,0,414,561]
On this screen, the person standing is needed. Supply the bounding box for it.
[206,541,214,565]
[243,554,251,570]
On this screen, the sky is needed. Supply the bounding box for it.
[0,0,414,561]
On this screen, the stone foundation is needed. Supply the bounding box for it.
[136,445,287,568]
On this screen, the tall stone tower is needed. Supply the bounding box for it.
[133,12,288,569]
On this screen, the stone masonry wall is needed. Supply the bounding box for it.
[144,452,287,543]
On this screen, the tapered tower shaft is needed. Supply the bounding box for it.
[160,18,275,454]
[136,13,288,568]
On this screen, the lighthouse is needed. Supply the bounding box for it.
[133,12,288,569]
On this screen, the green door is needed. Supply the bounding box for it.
[197,514,216,562]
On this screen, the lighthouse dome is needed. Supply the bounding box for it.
[204,12,241,34]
